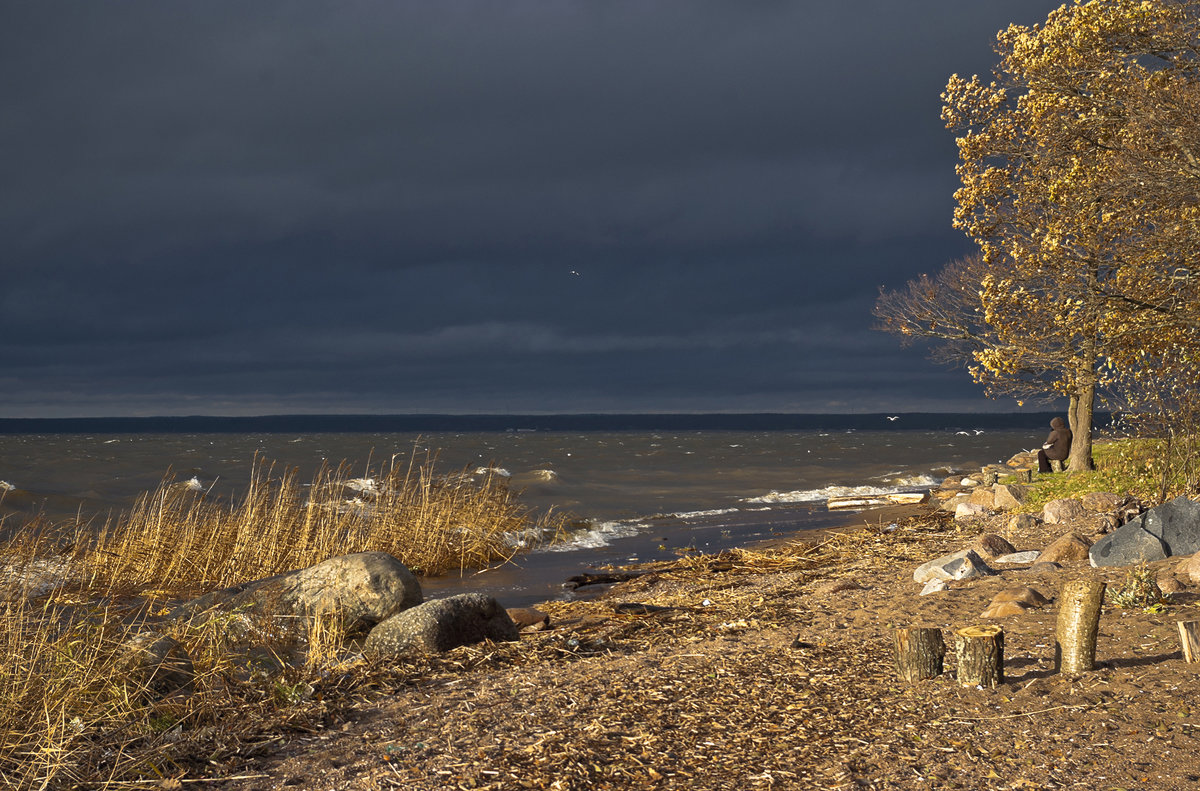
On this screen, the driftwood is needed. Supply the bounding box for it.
[1055,578,1105,673]
[954,625,1004,688]
[893,627,945,682]
[1179,621,1200,663]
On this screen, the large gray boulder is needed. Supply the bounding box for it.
[1090,496,1200,567]
[364,593,519,657]
[172,552,422,636]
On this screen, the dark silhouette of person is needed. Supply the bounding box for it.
[1038,416,1072,473]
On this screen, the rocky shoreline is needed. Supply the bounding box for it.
[198,460,1200,790]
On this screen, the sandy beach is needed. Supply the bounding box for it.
[204,493,1200,790]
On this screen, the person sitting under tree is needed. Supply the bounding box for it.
[1038,416,1072,473]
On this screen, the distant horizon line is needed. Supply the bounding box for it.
[0,410,1100,435]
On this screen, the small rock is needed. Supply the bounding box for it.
[920,579,949,596]
[1037,532,1093,564]
[364,593,519,658]
[1176,552,1200,585]
[1157,574,1185,595]
[1006,513,1041,534]
[970,533,1017,560]
[814,578,863,595]
[981,600,1032,619]
[969,489,997,509]
[991,586,1052,607]
[913,549,998,584]
[940,494,972,513]
[955,502,990,521]
[1029,561,1062,573]
[507,607,550,631]
[1043,498,1088,525]
[993,550,1042,565]
[116,632,195,698]
[1082,492,1125,512]
[992,484,1029,511]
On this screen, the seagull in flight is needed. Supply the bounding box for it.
[886,416,899,421]
[570,270,581,276]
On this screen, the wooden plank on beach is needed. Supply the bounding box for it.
[826,491,929,510]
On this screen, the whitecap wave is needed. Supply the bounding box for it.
[542,520,642,552]
[663,508,738,520]
[0,481,15,493]
[182,477,205,492]
[473,466,512,478]
[528,469,557,481]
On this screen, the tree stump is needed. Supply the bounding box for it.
[893,627,945,682]
[1055,578,1105,673]
[1178,621,1200,663]
[954,625,1004,688]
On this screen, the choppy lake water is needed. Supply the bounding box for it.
[0,413,1074,607]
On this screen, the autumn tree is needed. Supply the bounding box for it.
[939,0,1200,472]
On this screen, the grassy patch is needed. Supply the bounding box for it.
[1016,438,1172,513]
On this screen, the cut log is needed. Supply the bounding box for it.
[954,625,1004,688]
[1055,578,1106,674]
[893,627,945,682]
[1179,621,1200,663]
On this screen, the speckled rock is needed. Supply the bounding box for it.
[364,593,519,657]
[1036,532,1093,564]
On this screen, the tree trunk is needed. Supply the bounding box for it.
[1055,578,1105,673]
[1068,378,1096,472]
[954,625,1004,688]
[894,627,945,682]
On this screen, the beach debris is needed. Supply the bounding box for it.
[563,571,645,591]
[364,593,519,658]
[826,491,928,510]
[912,549,997,584]
[1036,532,1093,565]
[611,602,673,616]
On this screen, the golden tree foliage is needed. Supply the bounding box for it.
[940,0,1200,471]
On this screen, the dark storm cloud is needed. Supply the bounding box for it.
[1,1,1064,416]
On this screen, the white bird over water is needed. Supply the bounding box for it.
[955,430,971,435]
[886,416,899,421]
[570,270,581,276]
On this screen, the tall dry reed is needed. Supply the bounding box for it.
[72,454,563,595]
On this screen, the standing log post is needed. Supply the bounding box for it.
[1178,621,1200,663]
[1055,578,1106,674]
[894,627,945,682]
[954,625,1004,688]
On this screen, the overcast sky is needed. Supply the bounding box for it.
[0,1,1066,418]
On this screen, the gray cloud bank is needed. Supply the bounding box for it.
[1,1,1062,417]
